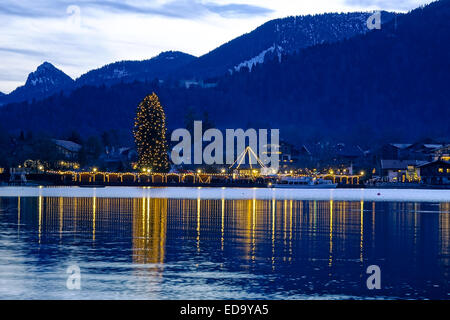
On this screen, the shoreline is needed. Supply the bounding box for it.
[1,185,449,202]
[3,180,450,190]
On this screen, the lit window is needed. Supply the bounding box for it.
[447,169,450,173]
[438,168,443,173]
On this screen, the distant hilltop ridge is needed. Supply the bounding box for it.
[75,51,197,88]
[0,62,74,105]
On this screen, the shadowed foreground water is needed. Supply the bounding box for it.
[0,193,449,299]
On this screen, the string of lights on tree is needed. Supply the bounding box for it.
[133,92,170,173]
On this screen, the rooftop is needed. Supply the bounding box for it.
[381,159,427,170]
[53,139,82,153]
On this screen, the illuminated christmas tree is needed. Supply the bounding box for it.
[133,93,170,172]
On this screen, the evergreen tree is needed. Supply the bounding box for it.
[133,93,170,172]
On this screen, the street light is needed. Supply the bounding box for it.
[93,167,98,173]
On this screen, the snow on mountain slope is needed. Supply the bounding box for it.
[179,11,397,79]
[232,45,283,73]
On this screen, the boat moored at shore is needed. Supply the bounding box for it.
[270,177,337,189]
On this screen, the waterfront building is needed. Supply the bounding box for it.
[417,160,450,185]
[53,139,82,160]
[380,159,426,183]
[379,143,412,160]
[432,144,450,162]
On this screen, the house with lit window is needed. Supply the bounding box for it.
[379,143,412,160]
[405,141,444,161]
[380,159,427,182]
[53,139,82,160]
[417,160,450,185]
[279,141,298,163]
[432,144,450,162]
[100,147,138,171]
[379,141,447,161]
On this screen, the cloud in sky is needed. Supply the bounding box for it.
[0,0,435,93]
[343,0,435,11]
[0,0,273,19]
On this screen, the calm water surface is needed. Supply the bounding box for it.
[0,187,449,299]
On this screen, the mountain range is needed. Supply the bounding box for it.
[0,11,395,105]
[1,62,74,105]
[175,11,396,79]
[0,0,449,145]
[75,51,196,88]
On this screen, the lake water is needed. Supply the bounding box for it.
[0,187,449,299]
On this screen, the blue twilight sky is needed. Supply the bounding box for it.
[0,0,435,93]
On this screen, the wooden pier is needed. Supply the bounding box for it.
[41,170,362,187]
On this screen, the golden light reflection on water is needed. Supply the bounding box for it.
[92,196,96,241]
[360,200,364,262]
[38,195,42,244]
[11,196,449,274]
[329,200,333,267]
[197,197,200,252]
[59,197,63,240]
[133,198,167,265]
[221,197,224,251]
[440,202,450,279]
[17,196,20,237]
